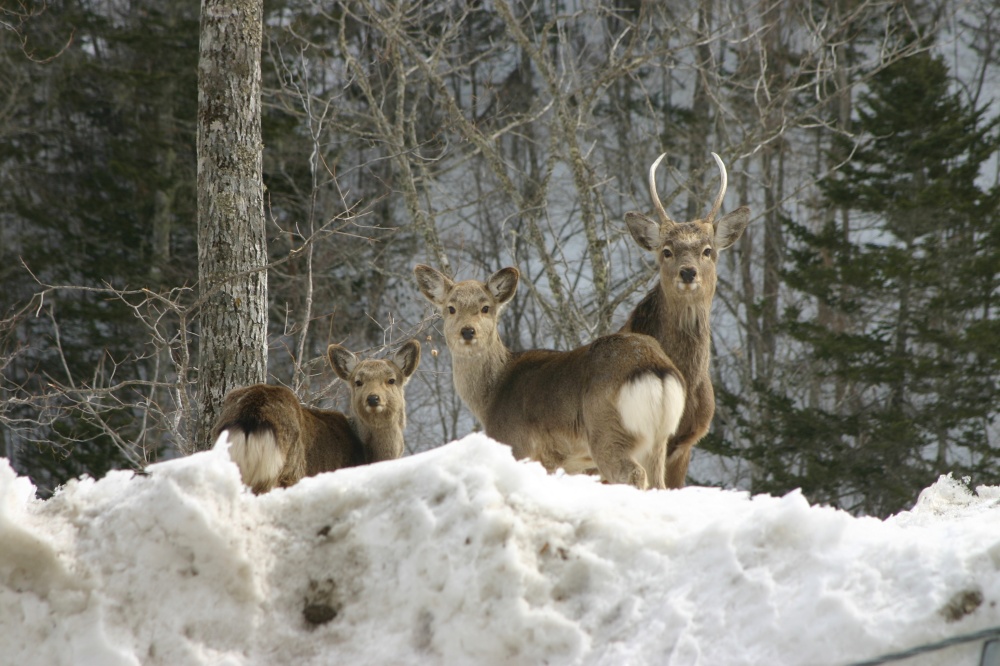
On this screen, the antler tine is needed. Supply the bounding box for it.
[706,152,728,226]
[648,152,673,226]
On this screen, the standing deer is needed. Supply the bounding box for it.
[211,340,421,493]
[622,152,751,488]
[414,264,686,490]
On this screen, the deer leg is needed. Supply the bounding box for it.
[585,409,649,490]
[645,437,668,490]
[665,442,692,489]
[664,413,711,488]
[593,439,648,489]
[661,379,713,488]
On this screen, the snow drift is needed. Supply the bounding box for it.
[2,433,999,665]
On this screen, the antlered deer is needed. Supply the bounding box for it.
[414,264,686,490]
[212,340,421,493]
[622,152,751,488]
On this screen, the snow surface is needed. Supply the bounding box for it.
[2,433,1000,666]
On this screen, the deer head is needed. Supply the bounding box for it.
[413,264,519,359]
[329,340,421,421]
[626,153,750,307]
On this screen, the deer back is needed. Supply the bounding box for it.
[213,340,420,493]
[299,406,367,473]
[487,334,684,463]
[415,263,686,489]
[212,383,309,492]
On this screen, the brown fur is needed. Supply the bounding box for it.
[622,152,751,488]
[415,264,686,490]
[211,340,421,493]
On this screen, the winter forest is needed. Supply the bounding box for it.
[1,0,998,518]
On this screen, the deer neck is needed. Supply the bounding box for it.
[450,333,512,424]
[352,413,405,460]
[629,286,713,384]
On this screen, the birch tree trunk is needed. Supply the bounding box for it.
[196,0,267,449]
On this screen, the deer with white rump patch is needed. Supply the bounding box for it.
[212,340,421,493]
[415,264,686,490]
[622,152,751,488]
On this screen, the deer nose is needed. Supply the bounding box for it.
[461,327,476,341]
[366,394,380,408]
[680,267,697,283]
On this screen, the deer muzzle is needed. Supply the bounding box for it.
[675,266,702,292]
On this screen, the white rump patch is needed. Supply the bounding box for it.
[618,373,686,457]
[225,427,285,490]
[618,375,664,458]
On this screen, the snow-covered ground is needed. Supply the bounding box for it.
[2,433,1000,666]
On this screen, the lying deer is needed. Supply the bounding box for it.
[622,152,751,488]
[212,340,421,493]
[415,264,685,490]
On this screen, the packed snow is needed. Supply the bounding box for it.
[2,433,1000,666]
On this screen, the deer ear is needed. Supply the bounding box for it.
[625,212,661,252]
[486,267,519,305]
[328,344,358,381]
[393,340,421,385]
[413,265,454,307]
[714,206,751,251]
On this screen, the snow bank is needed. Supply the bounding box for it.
[1,434,999,666]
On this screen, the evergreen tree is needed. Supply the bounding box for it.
[758,49,1000,516]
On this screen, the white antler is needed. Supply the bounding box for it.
[648,152,674,225]
[706,152,728,226]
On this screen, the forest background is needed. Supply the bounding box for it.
[2,0,998,518]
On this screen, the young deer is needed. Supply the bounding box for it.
[415,264,686,490]
[211,340,421,493]
[622,152,751,488]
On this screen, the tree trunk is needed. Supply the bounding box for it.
[196,0,267,450]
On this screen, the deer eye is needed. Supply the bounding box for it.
[388,378,396,385]
[662,248,673,259]
[448,306,456,315]
[481,305,490,314]
[354,380,362,387]
[703,247,713,257]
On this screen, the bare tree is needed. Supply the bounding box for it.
[257,0,977,474]
[4,0,994,502]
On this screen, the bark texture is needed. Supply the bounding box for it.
[196,0,267,449]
